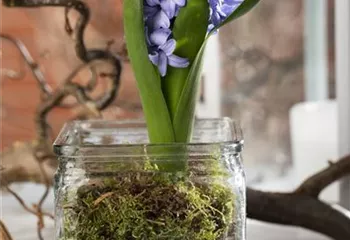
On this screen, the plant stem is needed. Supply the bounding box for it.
[123,0,175,144]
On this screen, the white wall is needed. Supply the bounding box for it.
[335,0,350,208]
[197,34,221,118]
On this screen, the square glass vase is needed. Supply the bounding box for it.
[53,118,246,240]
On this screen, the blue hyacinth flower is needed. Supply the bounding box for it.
[147,29,189,77]
[208,0,244,30]
[144,0,189,77]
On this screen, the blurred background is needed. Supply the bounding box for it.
[1,0,349,239]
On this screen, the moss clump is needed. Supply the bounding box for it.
[61,174,235,240]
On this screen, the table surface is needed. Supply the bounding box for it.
[0,181,340,240]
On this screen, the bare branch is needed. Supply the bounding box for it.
[0,220,13,240]
[2,0,73,7]
[36,160,54,240]
[34,62,104,148]
[4,185,54,219]
[295,155,350,197]
[0,141,56,186]
[0,34,82,108]
[64,0,122,109]
[1,2,123,239]
[248,155,350,240]
[247,189,350,240]
[1,144,54,221]
[0,34,52,96]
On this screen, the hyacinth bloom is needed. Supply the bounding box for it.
[144,0,245,77]
[208,0,244,30]
[144,0,189,77]
[145,0,186,18]
[160,0,186,18]
[148,29,189,76]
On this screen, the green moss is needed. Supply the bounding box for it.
[61,173,235,240]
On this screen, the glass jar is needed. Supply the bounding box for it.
[53,118,246,240]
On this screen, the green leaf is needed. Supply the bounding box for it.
[172,0,260,142]
[172,40,207,142]
[162,0,210,121]
[124,0,175,143]
[210,0,260,34]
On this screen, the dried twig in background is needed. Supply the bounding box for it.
[0,34,52,95]
[4,185,54,219]
[248,155,350,240]
[1,1,122,239]
[0,220,13,240]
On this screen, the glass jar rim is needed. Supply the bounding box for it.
[53,118,244,157]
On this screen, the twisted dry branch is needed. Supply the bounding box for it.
[4,184,54,219]
[1,1,123,239]
[0,220,13,240]
[295,156,350,197]
[248,155,350,240]
[0,34,95,108]
[2,0,122,160]
[0,34,52,96]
